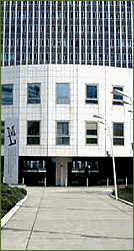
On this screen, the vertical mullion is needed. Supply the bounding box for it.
[14,1,17,66]
[61,1,63,64]
[32,1,35,65]
[97,1,99,66]
[50,1,52,64]
[26,1,29,65]
[67,1,69,64]
[3,2,6,66]
[125,1,128,69]
[79,1,81,64]
[102,1,104,66]
[44,1,46,64]
[38,1,40,65]
[56,1,57,64]
[120,1,122,68]
[73,1,75,64]
[91,1,93,65]
[114,1,116,67]
[20,1,23,65]
[85,1,87,65]
[108,1,110,66]
[131,1,133,61]
[9,1,11,66]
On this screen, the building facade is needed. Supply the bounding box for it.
[1,1,133,186]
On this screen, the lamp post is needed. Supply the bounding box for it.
[93,115,118,200]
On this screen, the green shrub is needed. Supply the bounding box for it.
[1,184,27,218]
[112,187,133,203]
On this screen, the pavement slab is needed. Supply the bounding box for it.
[1,186,133,250]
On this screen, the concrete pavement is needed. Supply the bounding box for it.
[1,186,133,250]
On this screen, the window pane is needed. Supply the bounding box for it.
[1,84,13,105]
[86,85,97,99]
[56,122,69,145]
[28,84,40,104]
[87,130,97,136]
[28,121,40,136]
[27,137,40,145]
[86,138,98,144]
[113,123,124,137]
[57,84,70,104]
[62,137,69,145]
[57,122,69,136]
[113,138,124,146]
[113,87,123,100]
[56,137,61,145]
[113,87,123,106]
[86,123,97,135]
[63,122,69,135]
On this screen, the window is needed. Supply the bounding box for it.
[69,54,73,61]
[46,39,49,46]
[40,39,44,47]
[81,12,85,18]
[81,54,85,61]
[58,54,61,61]
[16,38,20,46]
[113,86,123,106]
[34,39,37,47]
[1,121,5,145]
[75,26,79,32]
[27,121,40,145]
[113,123,124,146]
[56,122,69,145]
[56,83,70,104]
[81,25,85,32]
[52,39,56,47]
[86,122,98,145]
[27,83,40,104]
[1,84,13,105]
[86,85,98,104]
[34,25,38,32]
[81,39,85,47]
[57,38,61,47]
[63,38,67,47]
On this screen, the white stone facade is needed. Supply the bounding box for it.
[1,65,133,185]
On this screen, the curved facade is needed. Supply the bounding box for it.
[1,1,133,68]
[1,1,133,186]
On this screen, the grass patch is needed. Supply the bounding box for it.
[112,187,133,203]
[1,184,27,218]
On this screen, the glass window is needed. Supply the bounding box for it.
[1,121,5,145]
[1,84,13,105]
[27,121,40,145]
[56,83,70,104]
[56,122,69,145]
[86,85,98,104]
[27,83,40,104]
[113,86,123,106]
[86,122,98,145]
[113,123,124,146]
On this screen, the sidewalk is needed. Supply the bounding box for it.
[1,186,133,250]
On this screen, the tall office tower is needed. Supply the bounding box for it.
[1,1,133,186]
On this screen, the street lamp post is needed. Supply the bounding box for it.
[93,115,118,200]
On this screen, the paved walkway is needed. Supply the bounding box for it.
[1,186,133,250]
